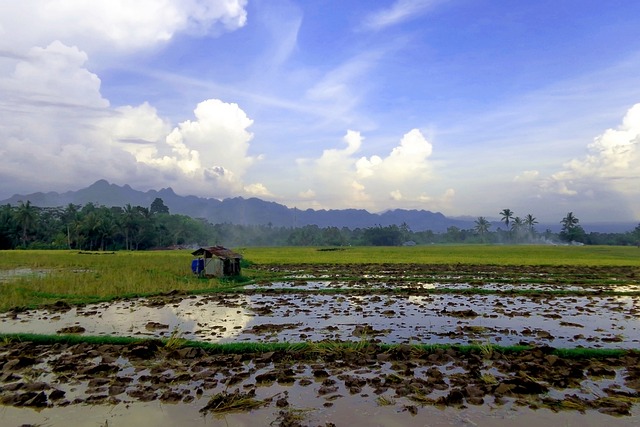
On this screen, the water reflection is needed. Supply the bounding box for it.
[2,293,639,348]
[247,280,640,293]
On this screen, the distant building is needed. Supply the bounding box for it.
[191,246,242,278]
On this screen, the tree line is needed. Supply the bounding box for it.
[473,209,640,245]
[1,199,639,250]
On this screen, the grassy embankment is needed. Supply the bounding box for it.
[1,246,639,312]
[0,332,629,360]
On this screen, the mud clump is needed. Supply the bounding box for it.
[0,341,638,418]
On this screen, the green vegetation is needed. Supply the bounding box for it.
[200,390,267,414]
[241,245,640,266]
[1,246,638,311]
[0,333,631,360]
[0,250,212,311]
[2,199,640,250]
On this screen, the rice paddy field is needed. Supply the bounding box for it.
[1,246,640,426]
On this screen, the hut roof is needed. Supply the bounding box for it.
[191,246,243,260]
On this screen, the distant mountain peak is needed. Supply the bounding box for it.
[0,180,475,232]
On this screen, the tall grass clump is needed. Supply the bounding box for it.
[0,250,218,311]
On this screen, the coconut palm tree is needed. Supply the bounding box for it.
[15,201,37,247]
[561,212,579,231]
[61,203,80,249]
[500,208,514,229]
[560,212,585,243]
[524,214,538,239]
[474,216,491,242]
[510,216,525,242]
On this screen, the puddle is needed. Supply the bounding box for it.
[247,280,640,293]
[0,268,49,282]
[2,293,639,348]
[1,398,639,427]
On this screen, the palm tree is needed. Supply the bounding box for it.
[61,203,80,249]
[120,204,138,250]
[15,201,37,247]
[560,212,584,243]
[561,212,579,231]
[474,216,491,241]
[511,216,524,241]
[500,208,514,229]
[524,214,538,239]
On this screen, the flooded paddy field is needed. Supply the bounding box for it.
[2,261,640,425]
[2,292,640,349]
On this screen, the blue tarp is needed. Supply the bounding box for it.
[191,258,204,274]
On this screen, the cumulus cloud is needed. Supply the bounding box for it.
[1,41,108,110]
[516,103,640,220]
[296,128,442,211]
[0,41,120,192]
[0,0,248,54]
[542,103,640,197]
[0,37,261,199]
[103,98,259,196]
[514,170,539,182]
[244,183,273,197]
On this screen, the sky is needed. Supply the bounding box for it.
[1,0,640,224]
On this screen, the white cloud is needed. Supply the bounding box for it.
[244,183,273,197]
[0,38,261,199]
[544,103,640,196]
[390,190,403,201]
[508,103,640,221]
[296,128,440,211]
[1,41,108,109]
[0,0,248,54]
[0,41,122,192]
[514,170,539,182]
[106,98,259,196]
[298,189,316,199]
[361,0,445,31]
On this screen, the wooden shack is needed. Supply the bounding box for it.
[191,246,242,278]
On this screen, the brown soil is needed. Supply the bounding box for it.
[1,340,639,423]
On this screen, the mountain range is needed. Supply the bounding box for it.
[2,180,637,233]
[0,180,475,232]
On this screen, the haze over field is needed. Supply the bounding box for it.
[1,1,640,224]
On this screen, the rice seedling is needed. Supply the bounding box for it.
[164,330,187,350]
[408,390,435,405]
[478,340,494,359]
[199,390,267,414]
[274,408,313,425]
[376,395,396,406]
[480,373,498,385]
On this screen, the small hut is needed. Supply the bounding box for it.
[191,246,242,278]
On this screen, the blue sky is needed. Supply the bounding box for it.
[1,0,640,224]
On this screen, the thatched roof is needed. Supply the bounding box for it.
[191,246,242,259]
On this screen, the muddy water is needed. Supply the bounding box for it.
[2,293,639,348]
[249,279,640,293]
[2,400,639,426]
[1,339,639,427]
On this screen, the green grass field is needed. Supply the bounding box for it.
[240,244,640,266]
[1,245,638,312]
